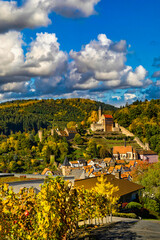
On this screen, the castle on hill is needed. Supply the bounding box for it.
[90,106,120,132]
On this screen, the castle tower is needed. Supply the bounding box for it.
[61,157,71,176]
[98,106,102,120]
[103,119,106,132]
[38,130,43,142]
[51,129,54,136]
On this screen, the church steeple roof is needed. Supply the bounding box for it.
[62,157,70,166]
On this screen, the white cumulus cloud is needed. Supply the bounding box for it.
[0,31,68,94]
[0,31,153,103]
[69,34,151,91]
[0,0,101,32]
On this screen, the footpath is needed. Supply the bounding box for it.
[71,217,160,239]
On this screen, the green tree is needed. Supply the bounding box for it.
[73,133,83,145]
[86,139,98,158]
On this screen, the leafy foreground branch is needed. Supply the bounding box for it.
[0,176,119,240]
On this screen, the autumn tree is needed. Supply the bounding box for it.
[88,111,98,124]
[94,175,119,217]
[67,121,77,129]
[73,133,84,145]
[36,176,79,239]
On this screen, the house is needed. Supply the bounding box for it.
[123,164,131,172]
[61,157,71,176]
[90,106,120,132]
[78,159,87,167]
[107,166,115,174]
[113,146,138,160]
[104,158,115,167]
[69,161,79,168]
[138,150,159,163]
[116,160,126,165]
[64,128,77,140]
[74,174,144,203]
[87,159,94,166]
[69,159,87,168]
[41,168,53,176]
[128,160,136,168]
[92,163,102,172]
[121,172,132,181]
[114,165,123,172]
[56,128,77,140]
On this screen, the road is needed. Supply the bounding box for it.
[72,219,160,240]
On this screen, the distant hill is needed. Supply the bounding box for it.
[0,98,117,135]
[114,99,160,154]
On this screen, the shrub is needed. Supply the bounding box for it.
[125,202,142,210]
[113,212,137,219]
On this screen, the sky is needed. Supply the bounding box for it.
[0,0,160,106]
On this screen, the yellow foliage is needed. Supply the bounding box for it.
[0,176,118,239]
[94,175,119,213]
[67,121,76,128]
[88,110,98,124]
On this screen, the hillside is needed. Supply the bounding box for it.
[113,99,160,155]
[0,98,117,135]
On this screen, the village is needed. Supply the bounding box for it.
[1,105,160,239]
[43,106,158,181]
[2,107,158,206]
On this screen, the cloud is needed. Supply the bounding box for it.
[0,0,100,32]
[152,56,160,79]
[51,0,101,18]
[124,93,137,100]
[0,31,154,106]
[0,31,68,95]
[125,65,151,87]
[25,32,68,77]
[143,83,160,100]
[0,31,26,83]
[69,34,152,91]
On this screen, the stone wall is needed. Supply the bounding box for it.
[120,126,134,137]
[119,126,150,150]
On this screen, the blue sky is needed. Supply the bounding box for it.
[0,0,160,106]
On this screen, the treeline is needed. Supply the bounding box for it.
[0,98,117,135]
[114,99,160,154]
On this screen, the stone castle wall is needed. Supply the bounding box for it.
[120,126,150,150]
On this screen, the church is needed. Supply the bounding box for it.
[90,106,120,132]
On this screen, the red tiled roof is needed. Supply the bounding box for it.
[103,114,113,119]
[113,146,133,154]
[116,160,125,164]
[129,161,136,166]
[115,165,122,170]
[70,161,79,164]
[41,168,52,175]
[104,158,112,163]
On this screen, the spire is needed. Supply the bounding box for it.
[98,106,102,120]
[62,157,70,167]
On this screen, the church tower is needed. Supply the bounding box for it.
[98,106,102,120]
[61,157,71,176]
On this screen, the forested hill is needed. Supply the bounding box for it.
[114,99,160,154]
[0,98,117,135]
